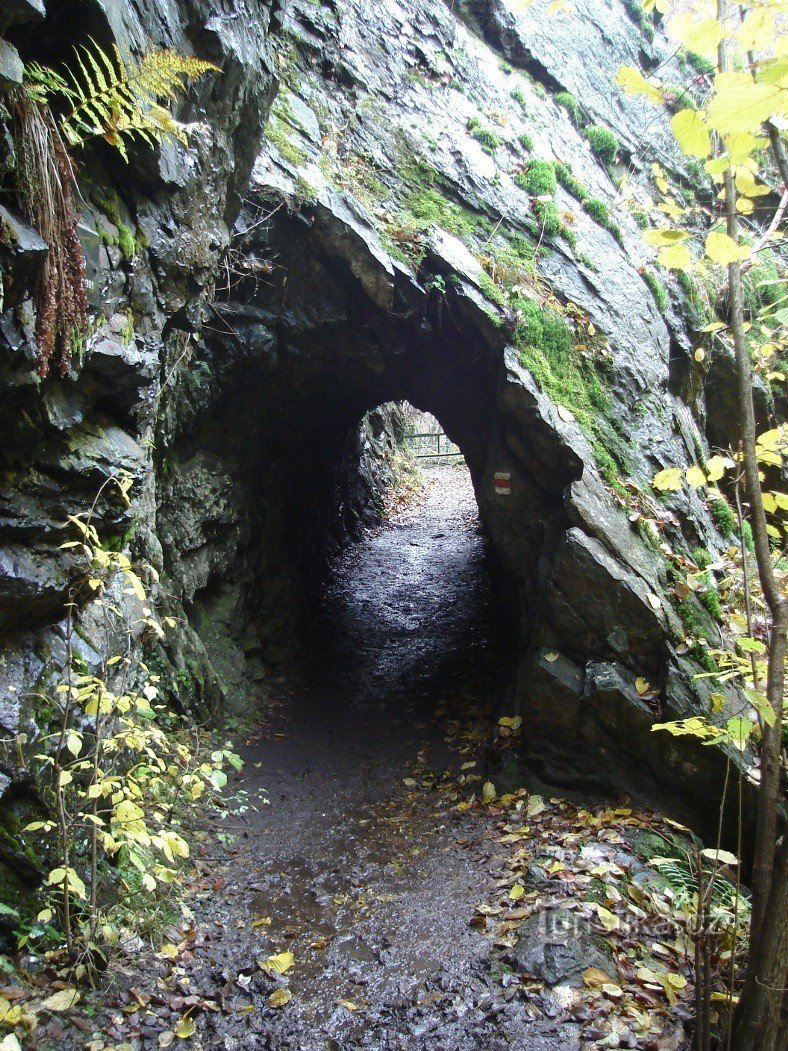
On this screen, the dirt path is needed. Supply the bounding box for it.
[92,466,577,1049]
[78,466,704,1051]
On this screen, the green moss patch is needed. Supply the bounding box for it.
[467,116,500,154]
[585,125,619,165]
[516,159,557,197]
[554,91,581,123]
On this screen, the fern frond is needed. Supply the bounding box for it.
[55,39,218,157]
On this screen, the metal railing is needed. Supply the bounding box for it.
[404,432,463,459]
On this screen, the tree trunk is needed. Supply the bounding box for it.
[716,3,787,1045]
[732,835,788,1051]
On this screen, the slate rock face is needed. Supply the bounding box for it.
[0,0,279,903]
[0,0,758,901]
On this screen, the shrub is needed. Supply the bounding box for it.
[467,116,500,154]
[518,132,533,152]
[585,124,619,164]
[554,91,582,124]
[516,159,557,197]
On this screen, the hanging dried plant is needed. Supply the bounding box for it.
[8,87,87,376]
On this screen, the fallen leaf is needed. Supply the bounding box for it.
[41,988,80,1012]
[481,782,496,804]
[261,951,294,974]
[583,967,612,989]
[337,999,360,1011]
[526,794,545,817]
[174,1016,195,1039]
[701,847,739,866]
[268,989,292,1008]
[509,883,525,901]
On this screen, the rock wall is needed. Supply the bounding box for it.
[0,0,759,908]
[0,0,280,908]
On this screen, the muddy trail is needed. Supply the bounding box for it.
[83,467,699,1051]
[92,466,569,1049]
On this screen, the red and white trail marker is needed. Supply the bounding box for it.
[494,471,511,496]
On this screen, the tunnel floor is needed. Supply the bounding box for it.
[195,464,549,1049]
[114,466,573,1048]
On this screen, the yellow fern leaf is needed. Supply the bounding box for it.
[55,38,218,157]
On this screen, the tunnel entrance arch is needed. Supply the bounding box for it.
[153,186,751,850]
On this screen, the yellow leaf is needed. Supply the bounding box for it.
[701,847,739,866]
[734,7,776,52]
[268,989,292,1008]
[667,13,722,59]
[337,998,360,1011]
[174,1016,196,1038]
[509,883,525,901]
[584,966,613,988]
[756,427,786,452]
[41,988,80,1012]
[481,781,497,804]
[707,71,785,136]
[616,65,663,105]
[685,465,707,488]
[706,231,749,266]
[262,951,294,975]
[705,455,728,482]
[123,570,146,602]
[635,677,650,696]
[658,242,693,271]
[671,109,710,158]
[644,227,688,247]
[595,904,620,931]
[499,716,522,730]
[115,799,145,825]
[652,467,683,491]
[526,794,545,817]
[694,348,705,362]
[711,692,725,713]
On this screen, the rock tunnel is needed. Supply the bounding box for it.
[0,0,759,912]
[150,190,746,849]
